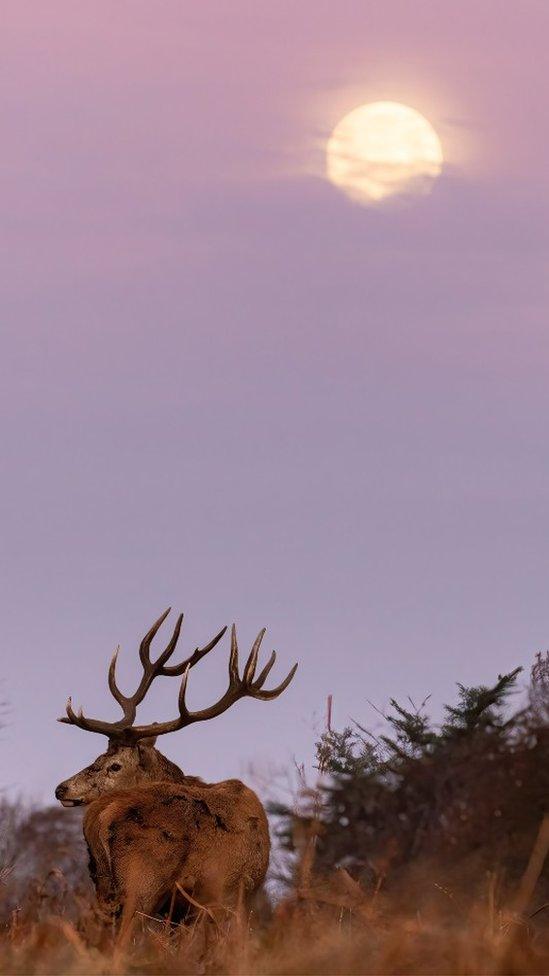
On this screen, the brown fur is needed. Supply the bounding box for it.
[56,742,270,934]
[84,778,269,931]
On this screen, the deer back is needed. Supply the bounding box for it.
[83,778,270,917]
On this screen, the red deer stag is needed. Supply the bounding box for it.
[55,609,297,935]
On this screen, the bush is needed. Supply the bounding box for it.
[0,799,91,920]
[273,656,549,905]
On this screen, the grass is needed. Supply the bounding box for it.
[3,837,549,975]
[4,736,549,976]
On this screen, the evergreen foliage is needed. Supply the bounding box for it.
[272,661,549,897]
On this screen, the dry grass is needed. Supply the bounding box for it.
[2,780,549,974]
[3,858,549,975]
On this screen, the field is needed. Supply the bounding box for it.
[3,662,549,975]
[3,791,549,975]
[2,838,549,975]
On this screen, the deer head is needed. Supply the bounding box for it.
[54,609,297,806]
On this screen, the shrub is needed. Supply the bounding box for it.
[273,657,549,905]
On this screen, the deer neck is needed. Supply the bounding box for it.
[143,746,190,785]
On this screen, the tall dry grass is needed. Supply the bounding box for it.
[2,819,549,974]
[3,662,549,974]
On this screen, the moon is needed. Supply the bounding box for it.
[326,101,443,205]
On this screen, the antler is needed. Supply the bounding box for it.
[58,609,227,741]
[58,612,297,743]
[126,625,298,738]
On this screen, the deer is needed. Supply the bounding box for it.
[54,609,297,939]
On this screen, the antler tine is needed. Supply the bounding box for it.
[243,629,266,685]
[250,661,298,700]
[125,664,193,741]
[110,611,184,722]
[58,697,128,735]
[61,696,79,725]
[139,607,172,667]
[252,649,277,689]
[229,624,240,686]
[161,625,227,677]
[107,645,139,725]
[153,612,184,670]
[177,664,192,721]
[108,646,124,707]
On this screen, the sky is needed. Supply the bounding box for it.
[3,1,549,802]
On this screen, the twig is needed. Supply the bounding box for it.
[175,883,216,922]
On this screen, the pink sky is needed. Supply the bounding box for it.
[3,1,549,800]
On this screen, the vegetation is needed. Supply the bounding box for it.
[273,661,549,903]
[3,655,549,973]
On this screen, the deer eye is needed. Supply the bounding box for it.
[108,763,122,772]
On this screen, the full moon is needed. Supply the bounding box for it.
[326,101,443,205]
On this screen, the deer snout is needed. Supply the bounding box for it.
[55,782,83,807]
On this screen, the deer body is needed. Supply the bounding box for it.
[84,777,269,928]
[56,739,269,926]
[55,610,296,933]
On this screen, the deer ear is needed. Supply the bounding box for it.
[138,736,157,749]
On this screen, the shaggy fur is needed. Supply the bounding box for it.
[56,741,270,937]
[84,777,269,930]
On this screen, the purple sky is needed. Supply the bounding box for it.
[3,1,549,802]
